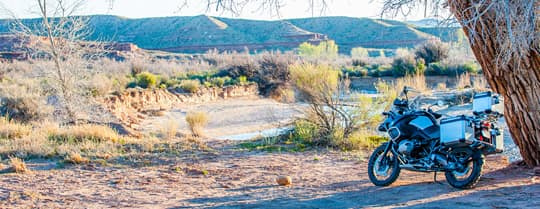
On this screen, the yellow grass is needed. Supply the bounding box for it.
[456,72,472,90]
[185,112,209,137]
[48,124,121,143]
[160,119,179,140]
[396,73,429,93]
[64,152,89,164]
[9,157,29,173]
[0,117,32,139]
[472,75,489,92]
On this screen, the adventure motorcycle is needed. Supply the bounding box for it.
[368,87,503,189]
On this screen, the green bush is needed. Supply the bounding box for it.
[297,40,339,59]
[135,72,159,89]
[237,76,248,85]
[178,80,201,93]
[292,120,319,142]
[425,62,447,75]
[392,56,418,76]
[210,77,226,87]
[415,39,449,64]
[462,62,480,74]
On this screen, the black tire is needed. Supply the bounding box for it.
[368,143,401,186]
[445,153,484,189]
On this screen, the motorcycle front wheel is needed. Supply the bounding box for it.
[445,151,484,189]
[368,143,401,186]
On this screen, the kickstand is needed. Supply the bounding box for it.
[433,171,443,184]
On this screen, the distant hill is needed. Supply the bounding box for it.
[0,15,461,54]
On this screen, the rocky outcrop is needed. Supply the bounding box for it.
[103,84,258,134]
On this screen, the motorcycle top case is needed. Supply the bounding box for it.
[473,92,492,113]
[440,115,474,146]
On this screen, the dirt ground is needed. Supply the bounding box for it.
[1,141,538,209]
[139,96,303,139]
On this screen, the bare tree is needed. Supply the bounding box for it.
[10,0,104,124]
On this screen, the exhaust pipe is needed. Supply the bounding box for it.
[431,153,448,167]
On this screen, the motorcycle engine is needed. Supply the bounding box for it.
[398,140,416,156]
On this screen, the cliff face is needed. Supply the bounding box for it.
[102,84,258,135]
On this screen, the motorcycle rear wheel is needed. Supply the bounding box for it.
[445,152,484,189]
[368,143,401,186]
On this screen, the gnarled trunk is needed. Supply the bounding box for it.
[449,0,540,166]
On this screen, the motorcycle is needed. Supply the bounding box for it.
[368,87,503,189]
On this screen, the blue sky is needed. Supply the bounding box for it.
[0,0,429,20]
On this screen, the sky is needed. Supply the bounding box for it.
[0,0,429,20]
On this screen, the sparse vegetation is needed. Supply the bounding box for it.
[0,117,32,139]
[186,112,209,137]
[64,152,89,164]
[178,80,201,93]
[9,157,28,173]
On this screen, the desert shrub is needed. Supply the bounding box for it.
[0,96,50,123]
[368,65,393,77]
[392,55,418,76]
[48,124,121,143]
[135,72,159,89]
[415,39,449,64]
[185,112,209,137]
[292,120,319,143]
[210,77,226,87]
[255,55,293,97]
[178,80,201,93]
[217,62,258,79]
[425,62,447,75]
[297,40,338,59]
[290,63,361,147]
[342,67,368,77]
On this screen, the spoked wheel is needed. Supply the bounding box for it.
[368,143,401,186]
[445,150,484,189]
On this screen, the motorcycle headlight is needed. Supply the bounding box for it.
[388,127,401,141]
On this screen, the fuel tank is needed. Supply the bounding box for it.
[389,111,439,142]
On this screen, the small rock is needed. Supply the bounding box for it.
[276,176,292,186]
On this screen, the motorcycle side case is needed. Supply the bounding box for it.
[473,92,493,113]
[440,115,474,147]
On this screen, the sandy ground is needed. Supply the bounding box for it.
[139,96,303,139]
[1,142,538,209]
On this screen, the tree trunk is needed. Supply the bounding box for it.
[449,1,540,166]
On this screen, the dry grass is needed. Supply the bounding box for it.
[396,73,429,93]
[472,76,490,92]
[64,152,89,164]
[185,112,209,137]
[0,118,32,139]
[9,157,29,173]
[48,124,121,143]
[456,72,472,90]
[160,119,179,140]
